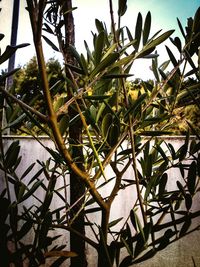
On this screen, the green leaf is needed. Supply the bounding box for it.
[187,161,197,195]
[144,175,157,201]
[0,43,30,65]
[101,113,113,138]
[84,95,110,100]
[94,31,105,65]
[69,45,86,73]
[90,52,119,78]
[139,130,171,136]
[95,19,104,33]
[80,53,88,75]
[65,63,85,75]
[84,40,94,62]
[177,18,186,39]
[42,35,59,51]
[170,37,182,53]
[103,73,133,79]
[152,57,160,82]
[59,114,69,136]
[192,6,200,33]
[17,220,33,240]
[143,11,151,45]
[165,45,180,75]
[4,113,26,130]
[38,211,52,248]
[124,93,147,118]
[0,67,21,81]
[109,217,123,228]
[5,141,20,169]
[138,30,174,58]
[43,23,54,34]
[108,124,120,147]
[134,12,143,52]
[155,144,169,163]
[19,180,43,203]
[118,0,127,17]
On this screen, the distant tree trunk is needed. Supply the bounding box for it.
[2,0,20,134]
[59,1,87,266]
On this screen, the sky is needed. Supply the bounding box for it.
[0,0,199,79]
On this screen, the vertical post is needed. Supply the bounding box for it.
[2,0,20,134]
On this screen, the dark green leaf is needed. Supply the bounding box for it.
[108,124,119,147]
[140,131,171,136]
[118,0,127,17]
[42,35,59,51]
[134,12,143,52]
[94,31,105,65]
[43,23,54,34]
[109,217,123,228]
[192,6,200,33]
[19,180,43,203]
[38,211,52,248]
[0,43,30,65]
[101,113,113,138]
[17,220,33,240]
[166,45,179,67]
[5,141,20,169]
[177,18,186,39]
[143,11,151,45]
[95,19,104,33]
[125,93,147,118]
[90,52,119,78]
[103,73,133,79]
[139,30,174,57]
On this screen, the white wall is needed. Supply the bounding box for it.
[1,136,200,267]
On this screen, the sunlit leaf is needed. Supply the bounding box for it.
[90,52,119,78]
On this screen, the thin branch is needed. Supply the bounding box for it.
[0,87,48,122]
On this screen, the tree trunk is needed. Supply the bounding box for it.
[59,1,87,266]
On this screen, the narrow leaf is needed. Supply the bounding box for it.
[143,11,151,45]
[42,35,59,52]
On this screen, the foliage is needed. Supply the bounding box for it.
[0,1,200,267]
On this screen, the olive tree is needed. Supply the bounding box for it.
[0,1,200,267]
